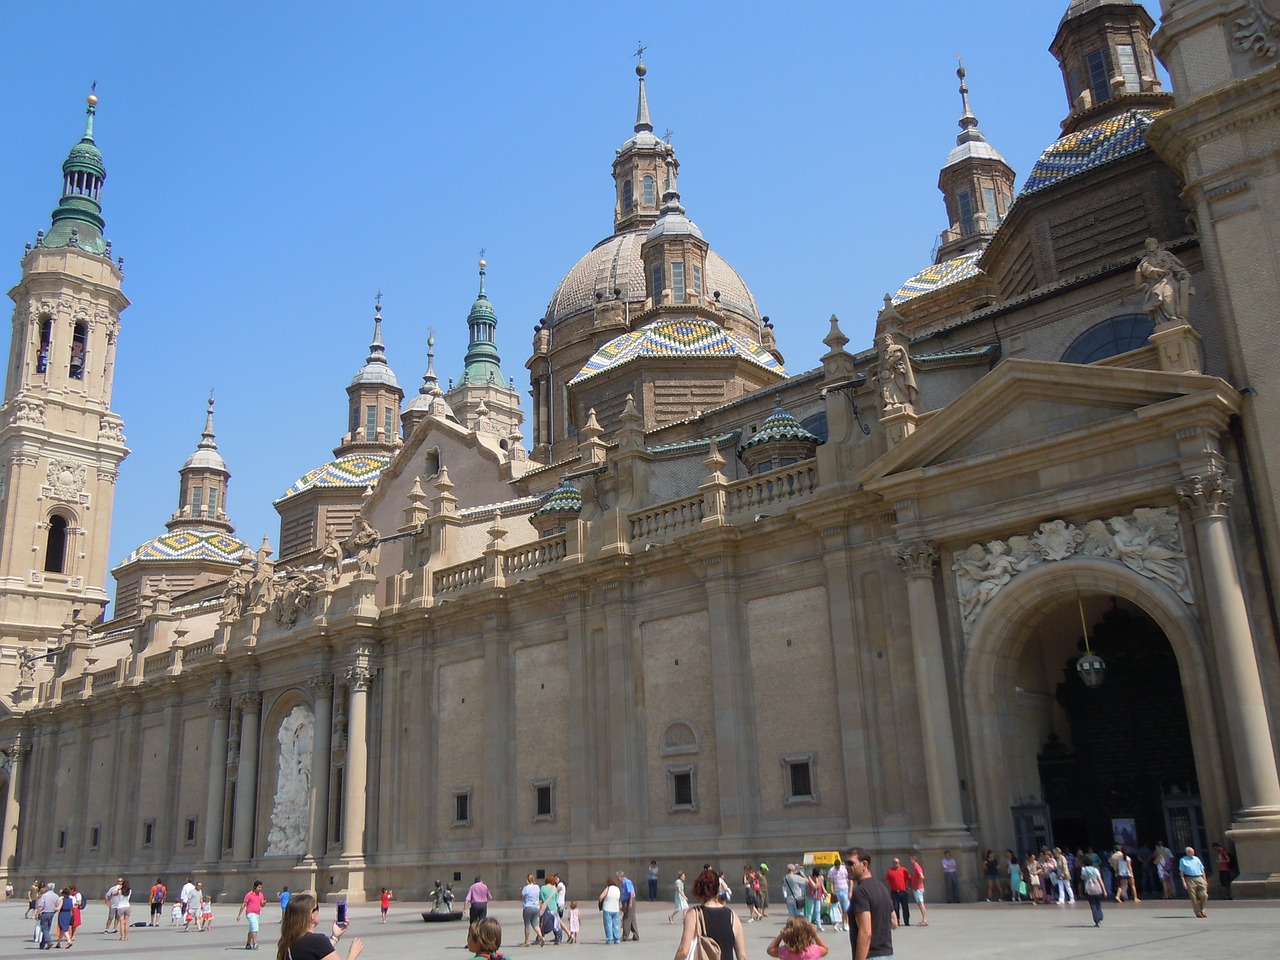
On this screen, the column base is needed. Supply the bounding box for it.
[912,828,978,903]
[325,861,369,903]
[1226,817,1280,898]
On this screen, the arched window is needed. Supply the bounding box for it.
[1061,314,1154,364]
[36,318,52,373]
[69,321,87,380]
[661,720,699,756]
[642,175,655,205]
[622,180,634,213]
[44,515,69,574]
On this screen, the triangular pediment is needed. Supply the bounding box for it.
[860,358,1239,484]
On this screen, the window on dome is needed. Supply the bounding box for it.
[958,191,975,235]
[384,407,395,441]
[1116,44,1140,91]
[622,180,634,212]
[349,404,359,437]
[69,321,87,380]
[643,175,655,206]
[692,264,703,299]
[44,514,69,574]
[1086,49,1111,104]
[208,488,219,518]
[36,317,52,373]
[672,262,686,303]
[651,264,664,302]
[191,486,203,517]
[365,405,377,441]
[1061,314,1153,364]
[982,187,998,228]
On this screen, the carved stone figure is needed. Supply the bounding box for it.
[877,332,919,412]
[221,563,253,621]
[272,572,324,628]
[350,517,381,577]
[1109,510,1191,601]
[1135,237,1194,325]
[264,704,314,856]
[320,526,344,584]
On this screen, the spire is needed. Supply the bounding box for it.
[634,43,653,133]
[172,392,234,534]
[198,391,218,452]
[646,148,703,241]
[659,153,685,215]
[350,293,400,387]
[956,59,982,143]
[45,88,109,255]
[367,294,388,366]
[182,392,228,472]
[421,332,440,395]
[458,257,508,387]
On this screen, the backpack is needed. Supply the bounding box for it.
[688,906,722,960]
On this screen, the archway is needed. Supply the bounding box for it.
[961,558,1230,865]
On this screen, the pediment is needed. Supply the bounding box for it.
[860,358,1239,483]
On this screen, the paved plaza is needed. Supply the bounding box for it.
[5,896,1279,960]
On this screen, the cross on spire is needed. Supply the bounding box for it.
[634,42,646,60]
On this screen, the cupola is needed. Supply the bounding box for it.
[45,91,110,255]
[612,49,675,234]
[737,397,821,474]
[339,295,404,453]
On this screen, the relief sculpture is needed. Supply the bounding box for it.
[264,704,314,856]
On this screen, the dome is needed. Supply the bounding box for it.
[65,140,105,179]
[276,453,390,502]
[1022,109,1166,196]
[531,480,584,519]
[646,210,703,242]
[123,529,250,565]
[182,447,228,472]
[893,250,985,304]
[570,317,785,385]
[737,401,821,454]
[544,229,760,329]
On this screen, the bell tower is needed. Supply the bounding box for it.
[0,91,130,655]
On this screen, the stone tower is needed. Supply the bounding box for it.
[445,259,523,435]
[0,92,129,667]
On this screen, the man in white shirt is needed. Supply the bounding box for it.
[179,877,198,931]
[104,877,122,933]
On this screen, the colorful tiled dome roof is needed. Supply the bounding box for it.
[738,401,821,454]
[893,251,985,304]
[123,529,249,565]
[531,480,584,518]
[1022,109,1167,195]
[277,453,390,501]
[570,317,785,385]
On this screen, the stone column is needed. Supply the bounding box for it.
[893,540,967,831]
[231,691,262,861]
[307,676,334,860]
[1177,467,1280,817]
[342,666,371,858]
[1,733,24,875]
[202,695,231,863]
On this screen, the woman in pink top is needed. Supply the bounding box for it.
[767,916,829,960]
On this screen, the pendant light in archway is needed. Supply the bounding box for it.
[1076,596,1106,688]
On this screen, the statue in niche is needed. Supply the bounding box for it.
[1135,237,1194,325]
[877,331,918,413]
[320,526,344,584]
[265,704,314,856]
[350,517,380,578]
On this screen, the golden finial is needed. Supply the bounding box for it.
[88,80,98,106]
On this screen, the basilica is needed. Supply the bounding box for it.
[3,0,1280,900]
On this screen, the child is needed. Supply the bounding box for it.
[566,901,580,944]
[200,897,214,931]
[380,887,392,923]
[767,917,829,960]
[171,901,182,926]
[827,895,842,933]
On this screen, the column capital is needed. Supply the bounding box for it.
[209,695,232,712]
[345,665,372,693]
[894,539,938,578]
[236,689,263,711]
[1178,464,1233,521]
[309,674,334,698]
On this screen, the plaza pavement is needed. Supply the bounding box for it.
[4,896,1279,960]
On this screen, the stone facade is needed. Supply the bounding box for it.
[2,0,1280,904]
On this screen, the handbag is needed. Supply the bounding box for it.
[685,907,721,960]
[1018,881,1028,897]
[1084,870,1105,897]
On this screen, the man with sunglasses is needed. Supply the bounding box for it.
[847,850,893,960]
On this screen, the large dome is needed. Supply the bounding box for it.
[543,229,761,329]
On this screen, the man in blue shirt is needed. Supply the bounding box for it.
[617,871,639,942]
[1178,846,1208,918]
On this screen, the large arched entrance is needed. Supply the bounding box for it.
[961,559,1231,862]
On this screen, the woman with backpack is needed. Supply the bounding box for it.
[673,868,746,960]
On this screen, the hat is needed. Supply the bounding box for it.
[759,863,769,872]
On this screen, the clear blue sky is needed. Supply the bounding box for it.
[0,1,1165,605]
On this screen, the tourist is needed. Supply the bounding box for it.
[276,893,363,960]
[200,896,215,931]
[69,885,83,943]
[597,875,621,945]
[464,875,492,925]
[758,864,771,916]
[1055,848,1074,904]
[668,870,688,923]
[1153,841,1175,899]
[648,860,660,901]
[103,876,122,934]
[983,850,1000,901]
[941,851,959,904]
[566,901,581,943]
[150,878,167,927]
[1111,846,1138,903]
[379,888,391,924]
[237,880,267,949]
[849,853,893,960]
[1025,853,1041,904]
[114,880,132,942]
[538,875,562,944]
[279,887,291,921]
[56,886,74,948]
[783,864,806,917]
[1212,842,1233,899]
[828,857,850,932]
[805,867,826,930]
[744,865,763,922]
[673,867,746,960]
[554,874,567,919]
[618,870,639,942]
[520,874,542,947]
[28,879,41,919]
[37,882,59,949]
[1179,846,1209,918]
[466,917,502,960]
[1006,850,1022,902]
[884,858,909,926]
[767,916,828,960]
[908,854,929,926]
[1081,855,1105,927]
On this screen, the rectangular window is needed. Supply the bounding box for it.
[90,825,100,850]
[957,191,974,235]
[384,407,395,441]
[692,264,703,299]
[57,828,67,851]
[191,486,203,515]
[673,771,694,807]
[185,816,197,844]
[668,765,697,811]
[331,768,344,846]
[365,405,377,440]
[143,820,155,848]
[1086,49,1111,104]
[1116,44,1140,91]
[208,489,219,518]
[533,780,554,820]
[642,175,655,206]
[453,788,472,826]
[671,262,686,303]
[349,405,359,436]
[982,186,998,227]
[651,264,664,302]
[783,753,818,804]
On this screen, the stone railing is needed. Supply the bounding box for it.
[434,558,486,595]
[629,495,705,542]
[184,638,217,663]
[725,462,818,517]
[61,677,85,699]
[144,652,170,679]
[504,537,567,576]
[93,665,118,689]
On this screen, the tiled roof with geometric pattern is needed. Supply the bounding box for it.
[122,529,250,566]
[531,481,584,518]
[1022,108,1167,195]
[570,317,785,385]
[738,401,821,454]
[276,453,391,501]
[893,251,985,304]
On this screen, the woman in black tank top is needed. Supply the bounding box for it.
[673,869,746,960]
